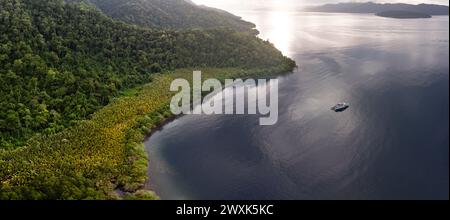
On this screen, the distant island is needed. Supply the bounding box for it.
[376,10,432,19]
[304,2,449,15]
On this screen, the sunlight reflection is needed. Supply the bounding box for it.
[260,11,295,56]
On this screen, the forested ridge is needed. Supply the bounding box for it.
[304,2,449,15]
[0,0,295,149]
[66,0,259,33]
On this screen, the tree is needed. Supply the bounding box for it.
[149,63,162,73]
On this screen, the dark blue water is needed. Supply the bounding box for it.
[145,12,449,200]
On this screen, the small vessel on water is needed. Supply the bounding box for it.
[331,102,349,112]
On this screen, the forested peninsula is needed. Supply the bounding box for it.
[0,0,295,199]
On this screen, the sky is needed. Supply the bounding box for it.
[192,0,450,10]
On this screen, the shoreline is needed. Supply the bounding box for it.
[143,114,181,142]
[139,67,298,199]
[0,67,296,200]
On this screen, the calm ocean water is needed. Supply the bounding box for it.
[145,12,449,200]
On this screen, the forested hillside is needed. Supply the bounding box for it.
[304,2,449,15]
[0,0,295,149]
[66,0,258,33]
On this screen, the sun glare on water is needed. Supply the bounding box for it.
[260,11,294,55]
[192,0,299,55]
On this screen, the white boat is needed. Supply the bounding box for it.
[331,102,349,112]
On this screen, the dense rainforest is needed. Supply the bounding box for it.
[66,0,259,33]
[0,0,294,149]
[0,0,295,199]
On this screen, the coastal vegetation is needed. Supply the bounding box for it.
[0,0,295,199]
[0,67,293,200]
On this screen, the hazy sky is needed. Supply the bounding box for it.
[192,0,450,10]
